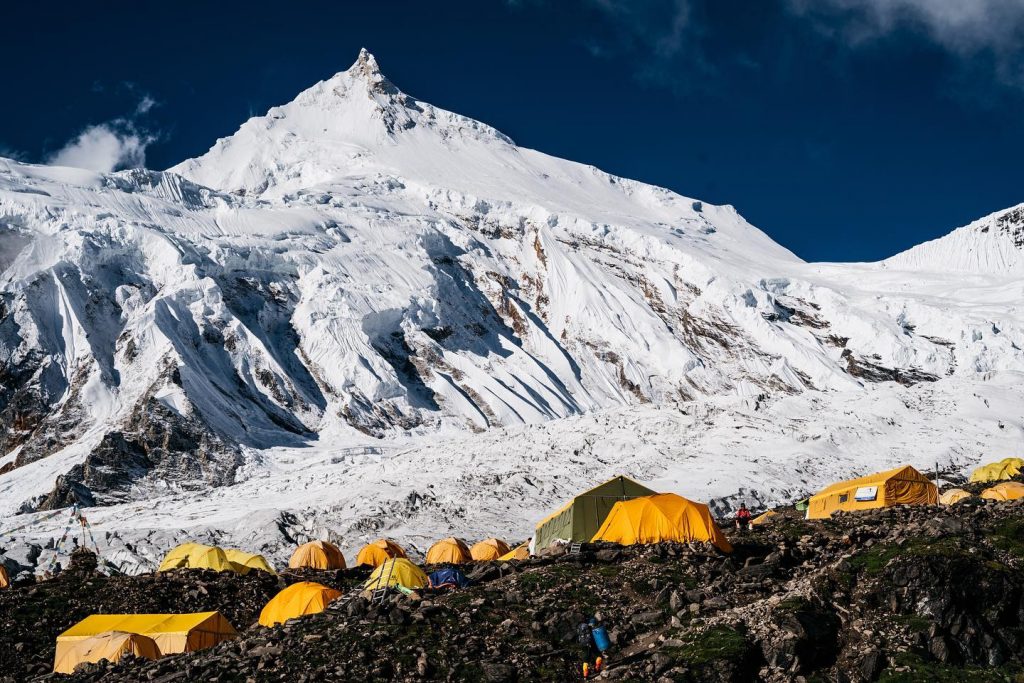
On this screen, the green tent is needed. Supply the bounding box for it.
[534,475,658,552]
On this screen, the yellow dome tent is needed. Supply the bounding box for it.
[363,558,429,591]
[534,475,658,552]
[0,565,9,589]
[806,465,938,520]
[425,538,471,564]
[53,630,161,674]
[55,612,236,672]
[355,539,407,568]
[288,541,346,570]
[981,481,1024,501]
[590,493,733,553]
[939,488,972,506]
[750,510,778,526]
[223,549,276,575]
[969,458,1024,483]
[469,538,511,561]
[258,582,342,627]
[498,542,530,562]
[158,543,235,573]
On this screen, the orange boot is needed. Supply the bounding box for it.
[595,656,603,673]
[582,662,590,679]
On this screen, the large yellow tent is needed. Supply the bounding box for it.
[355,539,407,568]
[0,565,9,589]
[534,475,658,552]
[258,582,342,627]
[590,493,733,553]
[469,538,511,561]
[223,549,276,575]
[363,558,429,591]
[54,630,161,674]
[55,612,236,671]
[981,481,1024,501]
[807,465,937,520]
[969,458,1024,483]
[288,541,346,570]
[498,542,530,562]
[939,488,972,506]
[425,538,471,564]
[158,543,235,573]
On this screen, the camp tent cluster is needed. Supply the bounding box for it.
[158,543,275,575]
[55,612,236,673]
[969,458,1024,483]
[532,476,731,553]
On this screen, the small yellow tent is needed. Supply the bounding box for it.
[355,539,407,568]
[53,630,161,674]
[158,543,235,573]
[425,538,471,564]
[498,542,530,562]
[750,510,778,526]
[288,541,346,570]
[981,481,1024,501]
[590,493,733,552]
[469,538,511,561]
[363,558,429,591]
[223,549,276,575]
[969,458,1024,483]
[258,582,342,627]
[55,612,236,671]
[806,465,938,520]
[0,565,9,589]
[939,488,972,506]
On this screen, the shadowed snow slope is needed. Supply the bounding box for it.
[0,51,1022,570]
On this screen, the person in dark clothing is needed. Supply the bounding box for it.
[576,619,604,678]
[735,503,752,531]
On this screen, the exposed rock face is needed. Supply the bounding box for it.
[3,499,1024,682]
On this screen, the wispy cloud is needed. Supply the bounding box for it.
[47,94,160,173]
[787,0,1024,88]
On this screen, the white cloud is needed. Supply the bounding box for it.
[48,123,153,173]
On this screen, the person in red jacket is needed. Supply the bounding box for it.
[735,503,752,531]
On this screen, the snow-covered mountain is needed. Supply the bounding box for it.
[1,50,1022,571]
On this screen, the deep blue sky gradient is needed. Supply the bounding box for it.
[4,0,1022,261]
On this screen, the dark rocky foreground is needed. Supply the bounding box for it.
[3,500,1024,682]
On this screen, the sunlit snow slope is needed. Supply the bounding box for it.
[0,51,1022,570]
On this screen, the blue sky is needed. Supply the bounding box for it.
[4,0,1023,261]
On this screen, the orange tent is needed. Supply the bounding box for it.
[258,582,342,627]
[807,465,937,520]
[981,481,1024,502]
[591,493,732,552]
[469,538,511,561]
[288,541,346,570]
[355,539,407,568]
[425,538,471,564]
[0,565,9,589]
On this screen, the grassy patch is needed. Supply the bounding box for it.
[848,537,963,576]
[892,614,931,633]
[879,653,1024,683]
[664,625,749,666]
[988,519,1024,560]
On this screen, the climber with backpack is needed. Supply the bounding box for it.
[577,617,610,678]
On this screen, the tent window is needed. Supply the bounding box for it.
[838,494,849,503]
